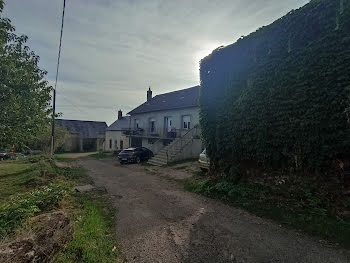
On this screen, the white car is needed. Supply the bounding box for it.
[198,149,209,171]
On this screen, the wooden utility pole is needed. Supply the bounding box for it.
[51,0,66,155]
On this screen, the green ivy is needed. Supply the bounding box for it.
[200,0,350,170]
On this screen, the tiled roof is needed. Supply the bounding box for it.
[57,119,107,139]
[128,86,200,115]
[106,116,130,131]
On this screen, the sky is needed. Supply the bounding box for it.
[3,0,308,125]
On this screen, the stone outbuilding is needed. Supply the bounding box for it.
[57,119,107,152]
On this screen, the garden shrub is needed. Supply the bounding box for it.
[184,175,350,246]
[0,182,68,238]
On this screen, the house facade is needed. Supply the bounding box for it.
[126,86,202,165]
[104,110,130,152]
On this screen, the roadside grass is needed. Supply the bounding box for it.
[182,173,350,248]
[167,158,197,167]
[55,152,96,161]
[54,155,76,162]
[0,181,69,238]
[0,161,37,203]
[0,157,56,204]
[55,193,121,263]
[0,155,122,261]
[89,152,114,159]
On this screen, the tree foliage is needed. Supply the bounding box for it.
[27,125,69,153]
[200,0,350,170]
[0,0,52,150]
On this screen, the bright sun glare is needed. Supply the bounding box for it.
[195,43,222,64]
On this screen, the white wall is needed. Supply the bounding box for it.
[172,138,203,162]
[130,107,200,135]
[104,130,130,152]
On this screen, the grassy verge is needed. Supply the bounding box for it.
[182,173,350,248]
[0,156,64,204]
[167,158,197,167]
[0,155,122,261]
[0,181,69,238]
[55,193,121,263]
[89,152,114,159]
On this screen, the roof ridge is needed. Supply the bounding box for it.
[127,86,200,115]
[152,85,199,98]
[57,119,107,124]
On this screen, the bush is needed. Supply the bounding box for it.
[184,176,350,247]
[0,182,68,238]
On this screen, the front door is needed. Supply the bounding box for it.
[120,140,124,150]
[164,117,172,132]
[164,117,174,138]
[167,118,172,132]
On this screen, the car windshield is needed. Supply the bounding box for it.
[122,148,135,151]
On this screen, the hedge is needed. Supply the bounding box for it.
[199,0,350,170]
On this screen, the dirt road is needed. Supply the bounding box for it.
[79,158,350,263]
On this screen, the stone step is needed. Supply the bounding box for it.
[148,136,194,166]
[154,155,166,160]
[154,153,167,157]
[148,159,166,166]
[151,157,168,163]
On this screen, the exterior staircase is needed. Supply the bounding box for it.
[148,126,199,166]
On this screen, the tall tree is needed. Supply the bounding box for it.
[0,0,52,150]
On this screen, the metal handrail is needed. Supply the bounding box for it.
[125,126,198,139]
[165,125,199,163]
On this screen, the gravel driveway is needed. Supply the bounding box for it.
[79,158,350,263]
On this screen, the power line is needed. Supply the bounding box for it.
[56,91,88,114]
[54,0,66,92]
[51,0,66,155]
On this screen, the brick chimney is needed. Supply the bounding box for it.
[118,110,122,120]
[147,87,152,101]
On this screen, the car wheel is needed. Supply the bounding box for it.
[136,157,141,164]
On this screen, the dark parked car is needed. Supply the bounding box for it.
[0,152,9,161]
[118,147,153,164]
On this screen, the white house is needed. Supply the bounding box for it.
[126,86,203,165]
[104,110,130,152]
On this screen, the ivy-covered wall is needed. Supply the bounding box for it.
[200,0,350,170]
